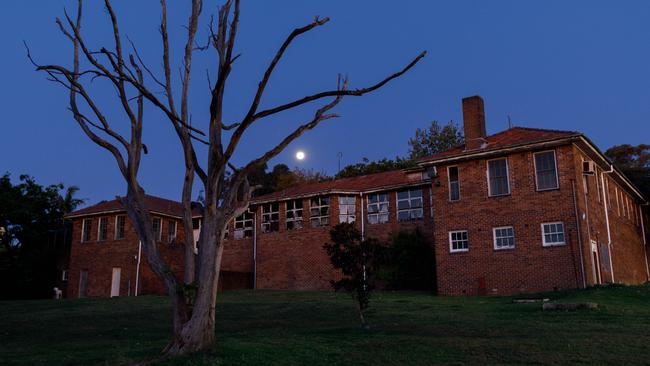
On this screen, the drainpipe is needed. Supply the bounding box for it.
[571,180,587,288]
[253,213,257,290]
[601,165,615,283]
[135,240,142,296]
[640,203,649,281]
[360,192,365,240]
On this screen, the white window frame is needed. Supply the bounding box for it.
[261,203,280,233]
[167,220,177,243]
[286,199,304,230]
[533,150,559,191]
[114,215,126,240]
[493,226,515,250]
[366,193,389,224]
[338,195,356,224]
[62,269,68,282]
[449,230,469,253]
[97,217,108,242]
[396,188,424,222]
[152,217,162,242]
[448,166,460,201]
[81,218,92,242]
[487,158,511,197]
[234,208,254,239]
[541,222,566,247]
[309,196,330,228]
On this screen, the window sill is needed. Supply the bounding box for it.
[536,187,560,192]
[488,193,511,198]
[450,249,469,254]
[494,247,515,251]
[543,243,566,247]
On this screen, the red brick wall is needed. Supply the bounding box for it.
[253,187,435,290]
[432,145,585,295]
[67,213,186,298]
[572,145,649,286]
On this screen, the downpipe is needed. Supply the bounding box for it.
[641,203,649,281]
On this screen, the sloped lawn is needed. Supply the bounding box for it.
[1,285,649,365]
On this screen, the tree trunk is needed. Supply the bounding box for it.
[162,217,225,356]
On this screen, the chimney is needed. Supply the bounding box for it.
[462,95,487,150]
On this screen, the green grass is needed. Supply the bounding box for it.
[1,285,650,365]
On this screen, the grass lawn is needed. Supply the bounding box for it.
[1,285,650,365]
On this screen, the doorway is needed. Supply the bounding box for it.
[111,268,121,297]
[79,270,88,298]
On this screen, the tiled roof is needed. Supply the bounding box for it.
[419,127,580,162]
[66,194,201,218]
[252,169,427,203]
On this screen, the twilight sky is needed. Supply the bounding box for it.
[1,1,649,206]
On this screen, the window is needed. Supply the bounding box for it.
[234,209,254,239]
[493,226,515,250]
[152,217,162,242]
[449,230,469,253]
[541,222,565,246]
[115,215,126,240]
[310,196,330,227]
[81,218,92,242]
[367,193,389,224]
[61,270,68,282]
[98,217,108,241]
[168,220,177,243]
[534,151,559,191]
[261,203,280,233]
[488,158,510,196]
[397,188,423,221]
[338,196,356,223]
[286,200,303,230]
[448,166,460,201]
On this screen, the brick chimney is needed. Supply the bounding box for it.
[462,95,487,150]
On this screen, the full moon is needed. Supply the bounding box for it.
[296,151,306,160]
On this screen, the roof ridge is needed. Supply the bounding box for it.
[491,126,580,137]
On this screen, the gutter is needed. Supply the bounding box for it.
[601,165,615,283]
[253,213,257,289]
[360,192,365,240]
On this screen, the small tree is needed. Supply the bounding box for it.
[408,120,464,159]
[323,223,384,329]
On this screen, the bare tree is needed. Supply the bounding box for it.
[28,0,425,357]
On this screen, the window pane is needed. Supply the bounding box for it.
[489,159,509,196]
[535,152,558,190]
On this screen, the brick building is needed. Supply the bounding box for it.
[65,96,649,297]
